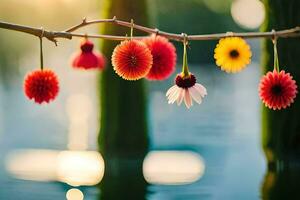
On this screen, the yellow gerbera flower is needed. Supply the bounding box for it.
[214,37,252,73]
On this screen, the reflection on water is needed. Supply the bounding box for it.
[0,63,273,199]
[5,149,206,199]
[261,167,300,200]
[6,150,205,186]
[6,150,105,186]
[98,150,204,200]
[5,92,100,186]
[6,149,205,199]
[5,149,57,182]
[99,155,147,200]
[66,94,92,151]
[143,151,205,185]
[57,151,104,186]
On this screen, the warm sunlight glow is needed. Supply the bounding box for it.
[66,94,92,150]
[66,188,84,200]
[57,151,105,186]
[143,151,205,185]
[66,94,92,122]
[6,149,58,181]
[231,0,265,29]
[6,150,105,186]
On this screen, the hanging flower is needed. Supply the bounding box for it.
[166,35,207,109]
[24,69,59,104]
[259,70,297,110]
[143,35,176,80]
[166,73,207,109]
[71,39,106,70]
[112,40,153,80]
[214,37,252,73]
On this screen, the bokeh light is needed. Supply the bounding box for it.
[143,151,205,185]
[56,151,105,186]
[231,0,265,29]
[5,149,58,182]
[6,150,105,187]
[66,188,84,200]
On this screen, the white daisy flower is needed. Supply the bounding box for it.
[166,74,207,109]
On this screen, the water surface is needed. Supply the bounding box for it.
[0,63,266,199]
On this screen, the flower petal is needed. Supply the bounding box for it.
[166,85,177,96]
[177,88,185,105]
[184,89,192,109]
[189,87,202,104]
[166,85,177,97]
[194,83,207,97]
[168,87,180,104]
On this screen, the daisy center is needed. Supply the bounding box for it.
[229,49,239,59]
[271,84,283,96]
[175,74,196,88]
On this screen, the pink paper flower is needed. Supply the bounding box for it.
[71,39,106,70]
[112,40,153,80]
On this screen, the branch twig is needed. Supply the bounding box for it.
[0,18,299,44]
[65,17,116,32]
[64,16,300,41]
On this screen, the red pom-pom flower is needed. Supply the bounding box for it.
[24,69,59,104]
[143,35,176,80]
[259,70,298,110]
[71,39,106,70]
[112,40,153,80]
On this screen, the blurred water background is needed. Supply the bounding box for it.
[0,0,268,199]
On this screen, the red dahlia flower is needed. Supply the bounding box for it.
[71,39,106,70]
[24,69,59,104]
[143,35,176,80]
[259,70,298,110]
[112,40,153,80]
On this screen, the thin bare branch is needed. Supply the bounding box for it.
[65,17,300,41]
[65,18,116,32]
[71,33,147,40]
[0,18,299,44]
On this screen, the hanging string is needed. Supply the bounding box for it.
[154,28,160,38]
[272,30,280,72]
[40,28,45,71]
[130,19,134,40]
[181,33,190,78]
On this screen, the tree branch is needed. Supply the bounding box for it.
[65,17,116,32]
[0,18,299,44]
[0,21,72,44]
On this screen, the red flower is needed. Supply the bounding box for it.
[259,70,298,110]
[24,69,59,104]
[112,40,153,80]
[143,35,176,80]
[71,39,106,70]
